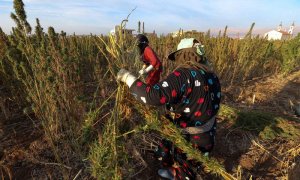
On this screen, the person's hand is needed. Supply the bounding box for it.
[139,65,154,76]
[116,68,138,87]
[117,68,130,82]
[139,69,146,75]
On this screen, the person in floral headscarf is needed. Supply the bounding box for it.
[117,38,221,179]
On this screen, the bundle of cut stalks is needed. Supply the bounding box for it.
[132,101,236,180]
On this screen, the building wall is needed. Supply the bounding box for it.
[171,30,203,38]
[264,30,282,40]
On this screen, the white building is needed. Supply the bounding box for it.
[109,25,135,36]
[171,29,203,38]
[264,22,295,40]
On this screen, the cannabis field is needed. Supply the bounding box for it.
[1,0,300,179]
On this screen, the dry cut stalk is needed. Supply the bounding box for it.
[131,101,237,180]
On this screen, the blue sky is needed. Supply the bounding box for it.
[0,0,299,35]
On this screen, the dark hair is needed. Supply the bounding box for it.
[136,34,149,44]
[136,34,149,55]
